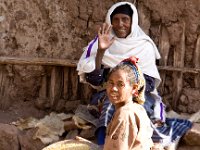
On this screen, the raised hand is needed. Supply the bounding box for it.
[97,23,115,52]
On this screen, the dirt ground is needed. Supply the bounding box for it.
[0,100,47,124]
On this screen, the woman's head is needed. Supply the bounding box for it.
[105,2,139,38]
[110,4,132,38]
[106,57,145,106]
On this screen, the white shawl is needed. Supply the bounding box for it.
[77,2,161,87]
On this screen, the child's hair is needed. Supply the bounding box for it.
[107,59,146,104]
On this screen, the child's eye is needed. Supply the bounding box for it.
[107,81,114,86]
[117,82,125,88]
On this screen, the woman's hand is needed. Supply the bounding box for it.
[95,23,115,69]
[97,23,115,52]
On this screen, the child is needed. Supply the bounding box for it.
[103,57,153,150]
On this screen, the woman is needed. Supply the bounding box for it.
[77,1,192,149]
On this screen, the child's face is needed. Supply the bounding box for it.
[106,69,134,106]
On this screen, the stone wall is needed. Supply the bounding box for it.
[0,0,199,112]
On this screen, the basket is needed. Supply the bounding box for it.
[42,139,101,150]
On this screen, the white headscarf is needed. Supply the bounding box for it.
[77,2,161,87]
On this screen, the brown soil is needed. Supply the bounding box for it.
[0,100,47,124]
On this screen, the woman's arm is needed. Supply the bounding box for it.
[144,74,155,93]
[86,68,110,86]
[96,23,114,69]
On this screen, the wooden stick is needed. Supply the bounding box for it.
[158,25,170,94]
[0,56,199,73]
[49,67,62,107]
[0,56,77,67]
[194,35,200,88]
[63,68,69,100]
[157,66,200,74]
[39,75,47,99]
[172,22,185,109]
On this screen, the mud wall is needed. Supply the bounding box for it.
[0,0,199,113]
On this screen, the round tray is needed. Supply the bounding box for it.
[42,139,101,150]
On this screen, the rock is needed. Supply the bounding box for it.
[64,120,78,131]
[0,123,19,150]
[79,127,96,139]
[18,128,45,150]
[183,123,200,146]
[65,129,79,139]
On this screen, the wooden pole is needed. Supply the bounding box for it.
[0,57,77,67]
[158,25,170,94]
[157,66,200,74]
[49,67,63,107]
[194,35,200,88]
[172,22,185,110]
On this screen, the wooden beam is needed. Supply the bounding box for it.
[0,56,199,74]
[0,56,77,67]
[157,66,200,74]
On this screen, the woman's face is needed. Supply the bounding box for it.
[106,69,133,106]
[111,13,132,38]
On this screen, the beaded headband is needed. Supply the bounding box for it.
[121,56,140,84]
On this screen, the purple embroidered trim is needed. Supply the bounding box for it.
[86,35,98,58]
[160,102,163,121]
